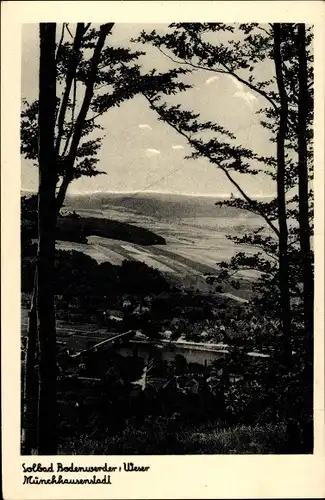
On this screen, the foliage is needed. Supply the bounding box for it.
[136,23,314,452]
[21,23,191,197]
[21,245,171,316]
[21,23,314,454]
[136,25,313,319]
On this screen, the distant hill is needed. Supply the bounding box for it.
[21,192,166,246]
[63,191,262,221]
[21,189,270,227]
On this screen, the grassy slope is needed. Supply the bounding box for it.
[59,422,287,455]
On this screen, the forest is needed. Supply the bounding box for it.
[20,22,314,455]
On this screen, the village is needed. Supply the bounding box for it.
[22,288,273,425]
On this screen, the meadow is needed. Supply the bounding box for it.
[60,191,265,298]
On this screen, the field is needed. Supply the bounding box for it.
[22,192,264,353]
[21,192,290,456]
[60,191,265,298]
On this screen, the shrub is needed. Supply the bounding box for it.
[58,421,287,455]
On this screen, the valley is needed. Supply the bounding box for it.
[60,191,265,299]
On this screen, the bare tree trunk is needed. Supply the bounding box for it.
[273,24,292,363]
[297,24,313,339]
[297,22,313,452]
[22,22,114,455]
[37,22,58,455]
[21,270,38,454]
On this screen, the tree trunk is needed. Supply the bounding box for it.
[297,24,313,339]
[21,270,38,454]
[297,22,314,452]
[37,22,58,455]
[273,24,292,363]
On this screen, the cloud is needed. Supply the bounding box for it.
[234,90,258,107]
[171,145,184,150]
[228,75,243,91]
[145,148,161,157]
[205,75,219,85]
[228,75,257,107]
[138,124,152,130]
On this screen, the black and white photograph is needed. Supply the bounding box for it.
[1,1,325,498]
[18,18,317,458]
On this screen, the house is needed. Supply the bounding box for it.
[185,378,200,394]
[161,330,173,339]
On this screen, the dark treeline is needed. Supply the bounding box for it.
[22,194,165,245]
[21,22,314,454]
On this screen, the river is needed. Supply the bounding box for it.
[116,340,229,366]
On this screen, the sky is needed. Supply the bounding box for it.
[21,23,276,197]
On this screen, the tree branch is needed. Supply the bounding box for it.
[156,43,278,112]
[154,26,295,133]
[256,25,272,36]
[84,111,104,123]
[55,23,85,156]
[55,23,66,61]
[218,163,280,237]
[65,24,73,39]
[183,26,279,112]
[56,23,114,212]
[61,76,77,158]
[144,93,280,238]
[229,240,279,261]
[84,23,92,34]
[156,46,228,75]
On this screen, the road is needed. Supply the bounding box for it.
[21,308,115,352]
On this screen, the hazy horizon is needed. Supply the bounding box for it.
[21,23,276,198]
[21,187,274,199]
